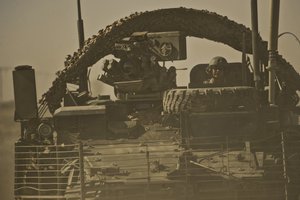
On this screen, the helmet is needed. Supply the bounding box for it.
[208,56,227,68]
[206,56,227,74]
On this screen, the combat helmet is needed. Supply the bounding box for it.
[206,56,228,73]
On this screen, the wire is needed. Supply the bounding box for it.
[87,67,92,96]
[14,186,65,192]
[278,32,300,48]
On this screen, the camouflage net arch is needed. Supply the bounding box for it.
[41,7,300,113]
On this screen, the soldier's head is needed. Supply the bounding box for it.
[206,56,227,79]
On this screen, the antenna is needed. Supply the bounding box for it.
[77,0,85,48]
[77,0,88,92]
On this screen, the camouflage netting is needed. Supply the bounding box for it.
[40,7,300,113]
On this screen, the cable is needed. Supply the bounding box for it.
[278,32,300,48]
[87,67,92,96]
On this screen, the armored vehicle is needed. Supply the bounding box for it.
[13,5,300,200]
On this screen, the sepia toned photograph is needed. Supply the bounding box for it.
[1,0,300,199]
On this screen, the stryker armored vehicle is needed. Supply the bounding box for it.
[12,4,300,200]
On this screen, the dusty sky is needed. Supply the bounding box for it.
[0,0,300,99]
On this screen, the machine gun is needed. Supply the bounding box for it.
[114,31,186,61]
[98,31,186,97]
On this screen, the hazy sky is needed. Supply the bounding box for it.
[0,0,300,100]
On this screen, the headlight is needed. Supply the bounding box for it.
[37,122,53,139]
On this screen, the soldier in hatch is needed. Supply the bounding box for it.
[203,56,228,86]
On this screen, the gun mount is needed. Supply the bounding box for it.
[99,31,185,99]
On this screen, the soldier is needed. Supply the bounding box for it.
[203,56,228,86]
